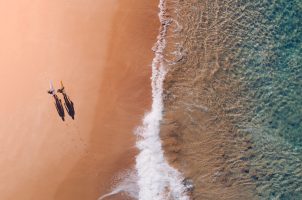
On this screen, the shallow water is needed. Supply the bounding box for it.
[161,0,302,199]
[233,0,302,198]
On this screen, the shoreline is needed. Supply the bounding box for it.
[134,0,189,199]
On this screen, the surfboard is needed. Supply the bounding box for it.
[49,81,55,93]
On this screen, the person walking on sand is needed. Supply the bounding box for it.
[57,81,65,94]
[47,81,56,95]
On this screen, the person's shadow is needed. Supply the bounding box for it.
[59,91,75,120]
[56,82,75,120]
[53,94,65,121]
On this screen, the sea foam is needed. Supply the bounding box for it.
[134,0,189,199]
[99,0,189,199]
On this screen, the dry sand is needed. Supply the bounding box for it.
[0,0,158,200]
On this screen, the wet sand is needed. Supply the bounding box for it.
[0,0,158,200]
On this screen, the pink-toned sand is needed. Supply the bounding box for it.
[0,0,158,199]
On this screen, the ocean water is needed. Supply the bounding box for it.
[233,0,302,199]
[159,0,302,199]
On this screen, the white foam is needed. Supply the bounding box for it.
[98,170,138,200]
[134,0,189,199]
[98,1,189,199]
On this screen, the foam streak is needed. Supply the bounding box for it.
[134,0,189,199]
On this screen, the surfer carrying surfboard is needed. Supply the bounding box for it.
[47,81,56,96]
[57,81,65,94]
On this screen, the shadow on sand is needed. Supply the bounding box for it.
[61,92,75,120]
[53,94,65,121]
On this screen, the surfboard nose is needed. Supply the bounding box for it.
[49,81,55,91]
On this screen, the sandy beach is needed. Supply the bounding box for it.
[0,0,158,200]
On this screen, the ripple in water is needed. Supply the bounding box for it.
[160,0,302,199]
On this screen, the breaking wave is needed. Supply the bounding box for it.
[99,0,189,199]
[134,0,189,199]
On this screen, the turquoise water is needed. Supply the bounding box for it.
[167,0,301,198]
[247,0,301,147]
[233,0,302,199]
